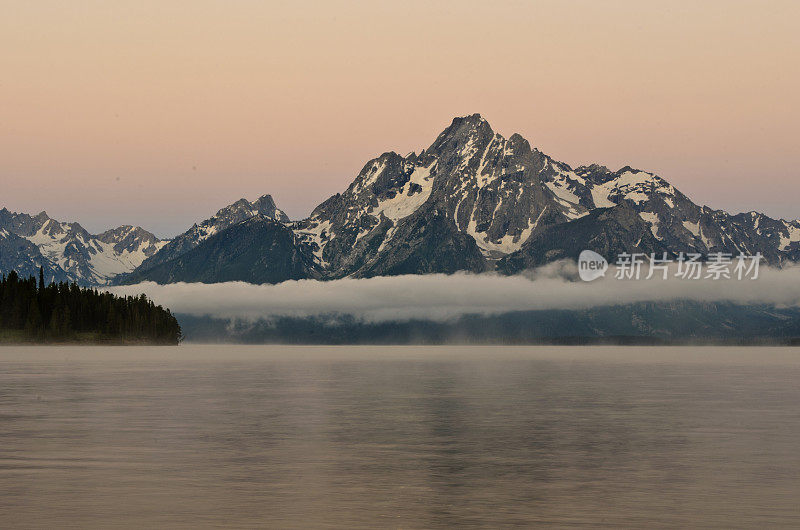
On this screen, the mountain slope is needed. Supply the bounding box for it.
[0,229,71,283]
[0,208,165,285]
[119,217,320,285]
[352,204,488,278]
[497,205,671,273]
[566,164,800,264]
[132,195,288,273]
[293,114,586,277]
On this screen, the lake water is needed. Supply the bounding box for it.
[1,345,800,528]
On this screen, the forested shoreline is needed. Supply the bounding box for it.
[0,269,182,345]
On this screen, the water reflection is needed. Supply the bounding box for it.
[1,346,799,528]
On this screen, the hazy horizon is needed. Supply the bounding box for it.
[2,0,799,237]
[108,263,800,324]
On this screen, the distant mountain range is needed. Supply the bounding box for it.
[0,209,165,285]
[3,114,799,285]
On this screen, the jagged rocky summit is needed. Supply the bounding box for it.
[0,195,291,286]
[4,115,799,285]
[122,113,800,284]
[0,208,166,285]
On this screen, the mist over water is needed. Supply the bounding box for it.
[107,263,800,324]
[2,345,800,528]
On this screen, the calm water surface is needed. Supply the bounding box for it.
[1,345,800,528]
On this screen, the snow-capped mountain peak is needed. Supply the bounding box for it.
[128,194,289,274]
[19,113,799,287]
[291,115,800,276]
[293,114,596,271]
[213,194,289,223]
[0,208,165,285]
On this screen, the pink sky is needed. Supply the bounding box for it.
[1,0,798,237]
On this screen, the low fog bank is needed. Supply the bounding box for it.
[107,261,800,324]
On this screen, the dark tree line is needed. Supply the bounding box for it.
[0,268,182,344]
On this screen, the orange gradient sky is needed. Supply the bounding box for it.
[1,0,798,236]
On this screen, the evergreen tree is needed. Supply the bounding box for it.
[25,299,43,338]
[0,270,181,344]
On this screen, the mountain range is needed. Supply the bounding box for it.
[3,114,799,285]
[0,208,165,285]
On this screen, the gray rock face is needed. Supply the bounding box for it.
[133,195,288,272]
[0,208,164,285]
[96,225,163,255]
[0,229,71,284]
[560,164,800,265]
[352,205,488,278]
[497,205,671,273]
[120,217,319,285]
[293,113,588,278]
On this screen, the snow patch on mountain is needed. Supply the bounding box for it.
[780,222,800,251]
[544,173,581,205]
[699,224,713,249]
[592,169,677,207]
[192,196,289,246]
[466,203,550,256]
[683,220,701,238]
[639,211,661,239]
[476,135,501,184]
[458,134,480,171]
[357,159,389,191]
[96,238,168,278]
[0,208,165,285]
[295,219,332,265]
[372,162,436,221]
